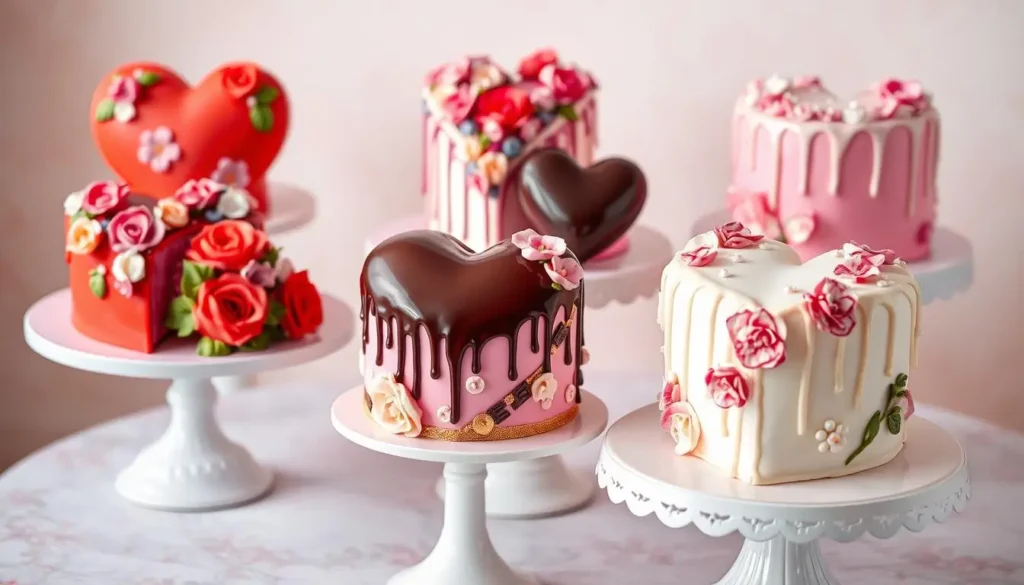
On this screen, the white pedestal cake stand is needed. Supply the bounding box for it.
[23,289,352,511]
[366,216,673,518]
[214,181,321,394]
[331,386,609,585]
[597,405,970,585]
[690,210,974,304]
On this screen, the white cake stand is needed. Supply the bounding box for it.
[597,405,970,585]
[23,289,353,511]
[690,210,974,304]
[331,386,609,585]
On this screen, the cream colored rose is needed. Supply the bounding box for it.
[367,373,423,438]
[477,152,508,185]
[65,217,103,255]
[664,402,701,455]
[111,249,146,283]
[63,191,84,216]
[216,187,252,220]
[531,372,558,410]
[155,198,190,229]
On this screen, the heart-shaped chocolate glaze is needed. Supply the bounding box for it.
[515,148,647,262]
[360,230,584,423]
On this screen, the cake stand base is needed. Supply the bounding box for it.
[23,289,352,511]
[436,455,594,518]
[598,405,970,585]
[332,387,609,585]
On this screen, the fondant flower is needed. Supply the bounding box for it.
[705,366,751,409]
[107,75,140,122]
[803,277,858,337]
[843,241,897,266]
[137,126,181,173]
[763,75,791,96]
[65,217,104,255]
[565,384,577,403]
[63,191,84,216]
[274,257,295,283]
[174,178,224,210]
[677,245,718,268]
[519,118,543,142]
[436,405,452,423]
[511,229,567,261]
[480,116,506,142]
[875,78,926,119]
[843,103,867,124]
[792,75,821,89]
[476,151,508,185]
[531,372,558,410]
[209,158,252,189]
[783,214,816,244]
[107,205,165,253]
[726,308,787,369]
[279,270,324,339]
[80,180,130,216]
[155,198,190,229]
[834,255,883,283]
[187,220,269,272]
[193,273,269,346]
[367,373,423,438]
[111,249,146,293]
[658,374,681,411]
[538,64,591,105]
[731,192,781,240]
[545,255,584,291]
[425,58,471,88]
[113,278,132,298]
[518,48,560,81]
[440,85,477,124]
[216,187,253,219]
[661,402,701,456]
[469,63,505,95]
[528,86,556,112]
[465,375,485,395]
[713,221,765,249]
[898,388,915,420]
[222,64,259,99]
[816,420,847,453]
[475,86,535,133]
[241,259,276,288]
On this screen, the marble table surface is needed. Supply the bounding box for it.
[1,372,1022,585]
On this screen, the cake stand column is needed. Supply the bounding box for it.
[717,537,837,585]
[114,377,273,511]
[390,463,536,585]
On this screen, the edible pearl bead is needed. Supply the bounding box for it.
[719,268,732,278]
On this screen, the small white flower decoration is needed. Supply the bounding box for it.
[436,405,452,423]
[465,375,485,395]
[815,419,847,453]
[531,372,558,410]
[763,75,791,96]
[842,102,866,124]
[564,384,577,403]
[63,191,84,216]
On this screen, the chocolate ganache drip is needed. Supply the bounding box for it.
[359,230,585,424]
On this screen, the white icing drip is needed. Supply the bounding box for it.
[827,128,854,195]
[768,126,785,208]
[867,128,888,197]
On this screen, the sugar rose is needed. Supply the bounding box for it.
[186,220,268,272]
[193,273,269,346]
[279,270,324,339]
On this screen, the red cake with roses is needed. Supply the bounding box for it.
[63,179,323,355]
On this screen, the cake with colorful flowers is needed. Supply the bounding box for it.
[421,49,598,253]
[657,221,921,485]
[63,179,323,355]
[359,229,588,441]
[90,62,289,213]
[729,76,939,262]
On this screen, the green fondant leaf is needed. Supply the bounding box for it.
[896,389,907,398]
[269,324,288,342]
[181,261,215,300]
[557,104,578,121]
[895,373,908,388]
[845,410,882,466]
[89,271,107,299]
[255,85,280,105]
[135,71,161,87]
[164,295,196,334]
[250,105,274,133]
[886,407,903,434]
[479,135,492,150]
[551,283,563,291]
[240,330,272,352]
[95,99,115,122]
[261,246,281,267]
[197,336,232,357]
[887,383,898,402]
[266,300,286,327]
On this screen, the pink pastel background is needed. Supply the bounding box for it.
[1,0,1021,470]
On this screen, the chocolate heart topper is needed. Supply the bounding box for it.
[360,230,584,424]
[515,148,647,262]
[90,62,289,211]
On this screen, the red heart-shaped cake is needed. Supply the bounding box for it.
[89,62,289,211]
[515,148,646,262]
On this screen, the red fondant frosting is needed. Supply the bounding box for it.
[89,62,289,212]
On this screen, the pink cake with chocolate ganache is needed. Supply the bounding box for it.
[359,229,587,441]
[729,76,939,262]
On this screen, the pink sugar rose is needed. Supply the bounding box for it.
[108,75,140,103]
[519,117,543,142]
[899,389,915,420]
[803,277,858,337]
[843,241,897,266]
[80,180,130,216]
[174,178,224,211]
[545,255,584,291]
[834,255,883,283]
[511,229,566,261]
[678,245,717,267]
[875,78,926,119]
[658,374,681,411]
[538,64,591,105]
[705,366,751,409]
[107,205,166,253]
[518,49,560,81]
[241,259,276,288]
[425,58,471,88]
[783,214,816,244]
[441,85,477,124]
[726,308,787,369]
[528,86,556,112]
[713,221,765,249]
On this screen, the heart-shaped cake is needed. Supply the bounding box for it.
[90,62,289,211]
[515,148,646,262]
[359,229,588,441]
[657,222,922,485]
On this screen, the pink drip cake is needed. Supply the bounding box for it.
[728,76,939,262]
[420,49,598,253]
[359,229,587,441]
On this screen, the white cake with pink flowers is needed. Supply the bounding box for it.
[657,221,921,485]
